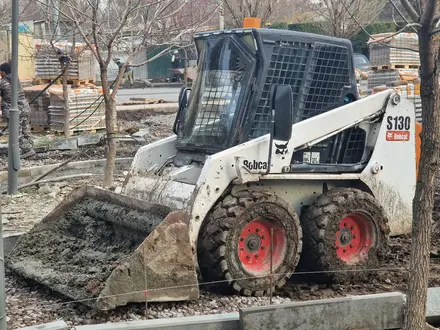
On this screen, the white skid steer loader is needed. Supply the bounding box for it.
[6,27,421,310]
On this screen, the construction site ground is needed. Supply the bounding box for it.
[3,112,440,329]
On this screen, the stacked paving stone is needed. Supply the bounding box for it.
[23,85,52,126]
[48,87,107,133]
[34,43,96,81]
[366,32,421,123]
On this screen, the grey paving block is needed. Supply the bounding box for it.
[3,232,25,255]
[131,129,150,144]
[427,287,440,324]
[74,313,240,330]
[77,134,104,146]
[49,138,78,150]
[0,143,8,154]
[239,292,405,330]
[17,320,68,330]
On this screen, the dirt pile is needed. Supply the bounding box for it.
[5,197,168,305]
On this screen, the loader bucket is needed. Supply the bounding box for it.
[5,186,199,310]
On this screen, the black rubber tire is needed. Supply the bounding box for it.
[197,190,303,296]
[299,188,390,283]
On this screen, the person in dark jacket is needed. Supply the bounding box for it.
[0,62,35,158]
[115,59,134,88]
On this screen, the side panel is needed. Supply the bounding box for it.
[188,91,415,247]
[359,96,416,236]
[122,135,178,200]
[269,90,391,173]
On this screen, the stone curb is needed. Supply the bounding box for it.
[0,157,133,182]
[4,232,25,255]
[17,320,68,330]
[240,292,405,330]
[427,287,440,324]
[10,289,440,329]
[73,313,240,330]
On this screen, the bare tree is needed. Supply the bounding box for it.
[223,0,305,27]
[38,0,218,187]
[396,2,440,329]
[305,0,387,38]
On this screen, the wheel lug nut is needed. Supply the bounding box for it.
[353,235,356,239]
[262,235,266,239]
[240,237,244,241]
[255,254,259,258]
[350,244,353,248]
[344,223,347,227]
[343,249,347,253]
[256,228,260,233]
[240,248,244,251]
[350,226,354,230]
[246,255,250,259]
[261,246,265,250]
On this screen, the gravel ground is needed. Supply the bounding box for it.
[2,112,440,329]
[0,113,176,172]
[5,236,440,329]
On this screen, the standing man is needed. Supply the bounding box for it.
[0,62,35,159]
[115,59,134,88]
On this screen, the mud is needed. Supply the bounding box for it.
[6,197,168,303]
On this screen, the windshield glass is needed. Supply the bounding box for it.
[176,36,255,151]
[354,54,369,67]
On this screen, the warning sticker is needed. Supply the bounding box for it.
[386,131,410,142]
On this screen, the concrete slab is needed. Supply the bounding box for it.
[49,138,78,151]
[131,129,150,144]
[0,143,7,154]
[3,232,25,255]
[17,320,68,330]
[239,292,405,330]
[78,134,104,147]
[74,313,240,330]
[427,287,440,324]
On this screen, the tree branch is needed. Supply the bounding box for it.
[400,0,420,22]
[420,0,437,28]
[388,0,418,32]
[341,1,420,52]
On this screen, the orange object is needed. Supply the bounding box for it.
[415,121,422,179]
[243,17,261,29]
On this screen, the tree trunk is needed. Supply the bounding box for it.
[101,68,117,188]
[62,63,70,138]
[404,29,440,330]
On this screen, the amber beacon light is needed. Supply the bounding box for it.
[243,17,261,28]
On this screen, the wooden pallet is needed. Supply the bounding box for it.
[371,64,420,71]
[33,77,96,87]
[31,125,50,132]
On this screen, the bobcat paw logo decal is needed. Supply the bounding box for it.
[275,142,289,155]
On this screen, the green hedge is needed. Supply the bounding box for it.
[287,22,327,35]
[351,22,403,55]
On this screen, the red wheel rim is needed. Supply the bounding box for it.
[335,213,375,265]
[238,217,286,275]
